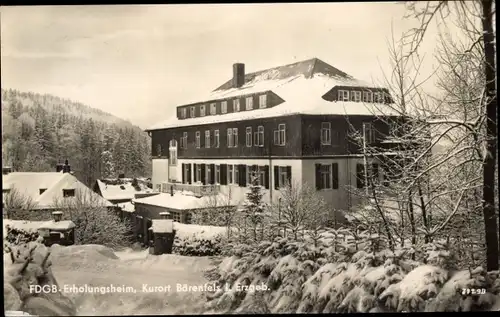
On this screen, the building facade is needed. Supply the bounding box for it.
[146,58,401,213]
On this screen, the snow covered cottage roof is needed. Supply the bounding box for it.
[117,201,135,213]
[38,220,76,231]
[95,178,153,202]
[2,172,113,210]
[147,57,397,131]
[132,191,241,210]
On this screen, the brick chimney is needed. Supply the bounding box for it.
[52,211,63,222]
[233,63,245,88]
[62,160,71,173]
[56,163,64,173]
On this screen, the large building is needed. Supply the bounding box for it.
[145,58,400,213]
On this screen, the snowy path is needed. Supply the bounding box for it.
[49,245,216,315]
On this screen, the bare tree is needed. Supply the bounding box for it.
[3,187,38,220]
[51,189,132,249]
[402,0,498,271]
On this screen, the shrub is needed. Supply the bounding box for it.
[173,234,224,257]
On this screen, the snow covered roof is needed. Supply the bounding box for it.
[117,201,135,213]
[132,191,241,210]
[38,220,76,231]
[96,178,153,201]
[147,58,397,131]
[2,172,113,210]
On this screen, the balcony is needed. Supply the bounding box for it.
[161,182,220,197]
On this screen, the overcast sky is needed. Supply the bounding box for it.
[1,3,448,129]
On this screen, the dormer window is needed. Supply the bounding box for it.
[210,103,216,115]
[259,94,267,108]
[221,101,228,113]
[353,91,361,102]
[200,105,206,116]
[190,107,195,118]
[63,189,75,197]
[180,108,187,119]
[233,99,240,112]
[39,188,47,195]
[363,91,373,103]
[338,90,349,102]
[245,97,253,110]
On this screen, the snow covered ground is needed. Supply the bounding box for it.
[49,244,217,315]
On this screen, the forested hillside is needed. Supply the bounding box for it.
[1,89,152,186]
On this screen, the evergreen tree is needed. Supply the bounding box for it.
[101,150,115,179]
[243,173,266,242]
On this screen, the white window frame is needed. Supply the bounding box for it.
[205,130,210,148]
[227,128,233,148]
[374,92,385,103]
[319,164,332,189]
[221,101,228,114]
[321,122,331,145]
[278,166,288,188]
[196,165,202,183]
[246,127,252,147]
[181,132,188,149]
[228,165,234,184]
[234,166,239,184]
[206,164,211,183]
[363,91,373,103]
[215,165,221,184]
[255,125,264,147]
[210,103,216,115]
[169,139,178,166]
[233,99,240,112]
[274,124,286,146]
[190,106,195,118]
[363,122,375,144]
[338,90,349,102]
[195,131,201,148]
[232,128,238,147]
[353,91,361,102]
[180,108,187,118]
[214,130,220,148]
[259,94,267,109]
[200,104,206,117]
[245,96,253,110]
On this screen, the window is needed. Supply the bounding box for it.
[171,211,181,223]
[374,92,385,103]
[233,99,240,112]
[200,105,206,116]
[169,139,178,165]
[214,130,220,148]
[249,166,266,186]
[183,165,190,184]
[316,163,339,190]
[234,166,239,184]
[63,189,75,197]
[221,101,228,113]
[363,122,375,144]
[338,90,349,101]
[232,128,238,147]
[245,97,253,110]
[210,103,216,115]
[181,132,188,149]
[254,126,264,147]
[353,91,361,102]
[180,108,187,118]
[274,124,286,146]
[363,91,373,103]
[205,131,210,148]
[196,165,202,183]
[195,131,201,148]
[356,164,365,188]
[259,94,267,108]
[39,188,47,195]
[320,164,332,189]
[215,165,221,184]
[246,127,252,147]
[278,166,288,187]
[190,107,195,118]
[227,129,233,147]
[206,165,212,182]
[321,122,331,145]
[228,165,234,184]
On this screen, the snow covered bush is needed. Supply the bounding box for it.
[203,227,500,313]
[5,224,40,246]
[173,234,224,256]
[4,241,77,316]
